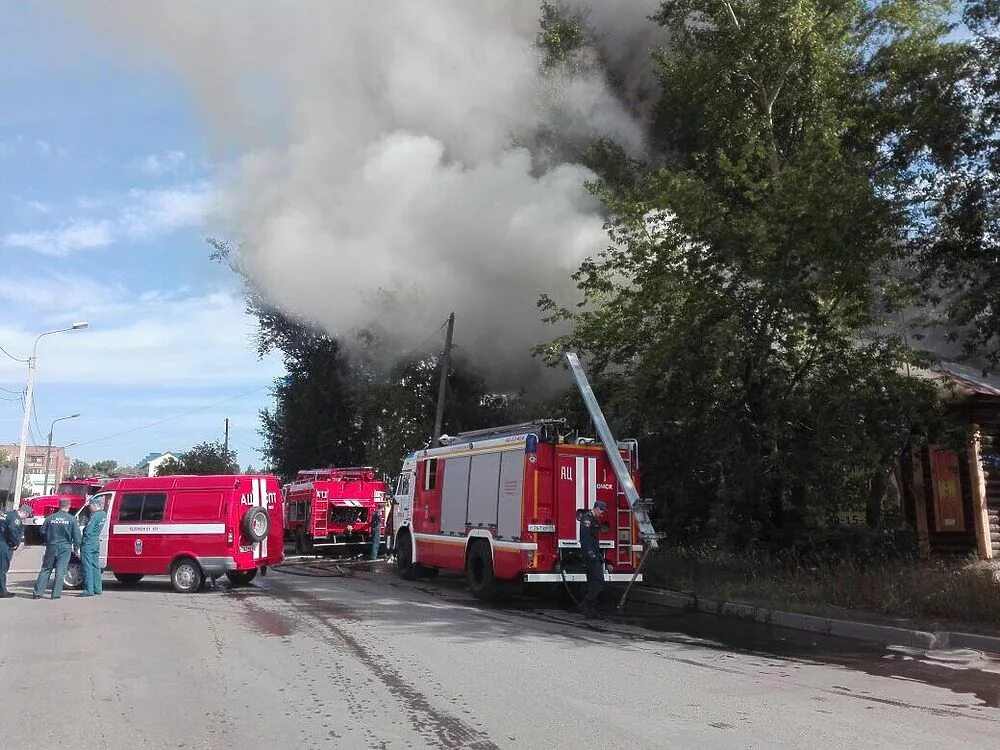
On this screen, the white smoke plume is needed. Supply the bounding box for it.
[75,1,661,384]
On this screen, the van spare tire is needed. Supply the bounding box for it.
[242,507,270,542]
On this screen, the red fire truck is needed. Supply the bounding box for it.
[391,353,659,600]
[283,467,389,555]
[391,421,648,597]
[21,477,108,542]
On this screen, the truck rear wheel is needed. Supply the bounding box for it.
[63,560,84,590]
[295,530,313,556]
[114,573,143,586]
[396,531,417,580]
[465,541,496,599]
[170,558,204,593]
[225,570,258,586]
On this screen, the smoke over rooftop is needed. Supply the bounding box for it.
[77,1,662,383]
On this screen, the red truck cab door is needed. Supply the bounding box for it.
[412,458,442,534]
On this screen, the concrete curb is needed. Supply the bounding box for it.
[627,585,1000,654]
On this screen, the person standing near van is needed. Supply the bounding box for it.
[370,503,382,561]
[80,495,107,596]
[33,498,81,600]
[0,505,32,598]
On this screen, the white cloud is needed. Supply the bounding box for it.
[26,200,50,213]
[2,182,216,256]
[0,274,281,388]
[121,183,216,237]
[138,149,187,176]
[3,219,114,256]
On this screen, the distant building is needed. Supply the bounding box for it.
[0,467,15,507]
[137,451,179,477]
[0,443,68,497]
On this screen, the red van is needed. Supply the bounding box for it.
[63,474,284,593]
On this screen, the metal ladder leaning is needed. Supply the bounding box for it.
[565,352,662,610]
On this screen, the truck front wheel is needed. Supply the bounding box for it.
[465,541,496,599]
[396,531,417,580]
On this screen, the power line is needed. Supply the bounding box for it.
[31,399,44,444]
[71,384,271,450]
[394,318,450,364]
[0,343,28,363]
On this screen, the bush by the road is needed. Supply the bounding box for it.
[646,545,1000,634]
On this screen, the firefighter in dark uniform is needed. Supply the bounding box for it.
[33,498,82,599]
[0,505,32,598]
[578,500,608,617]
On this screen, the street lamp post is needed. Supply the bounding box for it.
[11,322,89,510]
[42,414,81,495]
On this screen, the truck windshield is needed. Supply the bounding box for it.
[56,483,87,496]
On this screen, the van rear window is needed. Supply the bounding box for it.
[119,492,167,522]
[169,491,224,522]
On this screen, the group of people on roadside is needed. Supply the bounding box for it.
[0,495,107,599]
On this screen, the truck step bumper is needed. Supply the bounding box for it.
[523,572,643,583]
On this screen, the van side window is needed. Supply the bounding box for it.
[119,493,144,521]
[142,493,166,521]
[119,492,167,522]
[424,459,438,492]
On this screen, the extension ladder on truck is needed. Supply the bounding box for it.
[565,352,661,609]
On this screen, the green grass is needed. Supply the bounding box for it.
[644,546,1000,635]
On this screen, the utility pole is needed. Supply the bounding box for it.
[432,313,455,448]
[223,417,230,470]
[11,322,89,510]
[43,413,80,494]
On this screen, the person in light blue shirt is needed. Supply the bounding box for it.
[80,496,108,596]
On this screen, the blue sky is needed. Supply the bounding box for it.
[0,5,282,468]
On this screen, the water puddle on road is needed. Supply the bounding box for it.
[227,588,297,637]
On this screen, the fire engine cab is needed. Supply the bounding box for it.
[22,477,107,525]
[58,474,284,593]
[283,467,389,555]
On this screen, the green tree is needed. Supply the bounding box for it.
[91,459,119,476]
[915,1,1000,368]
[540,0,965,547]
[155,457,184,476]
[0,449,15,470]
[156,441,238,476]
[68,459,92,476]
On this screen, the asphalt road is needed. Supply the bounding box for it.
[2,551,998,749]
